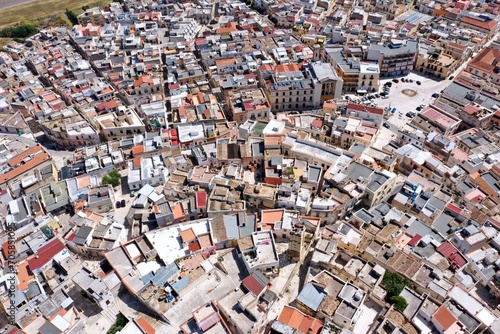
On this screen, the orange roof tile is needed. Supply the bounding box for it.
[132,145,144,156]
[215,57,236,68]
[133,156,142,169]
[311,119,323,128]
[323,102,336,109]
[448,42,466,50]
[433,305,457,330]
[76,175,91,190]
[278,306,323,334]
[2,241,15,259]
[134,76,154,87]
[276,63,301,73]
[461,16,497,30]
[216,22,237,34]
[188,240,201,252]
[8,145,45,167]
[180,227,196,243]
[17,261,35,291]
[468,46,500,73]
[105,100,118,109]
[0,151,51,184]
[462,103,481,115]
[172,203,184,220]
[135,317,156,334]
[261,209,284,224]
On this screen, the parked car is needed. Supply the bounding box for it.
[416,81,421,85]
[392,78,399,83]
[385,82,392,87]
[432,93,440,98]
[116,201,121,208]
[121,199,126,207]
[383,122,391,128]
[406,112,416,117]
[401,78,406,82]
[409,79,414,83]
[449,75,454,80]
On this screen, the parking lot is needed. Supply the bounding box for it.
[363,71,457,150]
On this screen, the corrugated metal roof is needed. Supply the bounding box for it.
[141,262,179,286]
[408,234,422,247]
[297,283,326,311]
[223,215,239,240]
[437,242,467,269]
[171,276,190,293]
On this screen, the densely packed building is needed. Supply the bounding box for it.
[0,0,500,333]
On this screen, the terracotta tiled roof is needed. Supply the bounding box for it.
[27,238,65,271]
[180,227,196,243]
[8,145,44,167]
[0,150,50,184]
[135,317,156,334]
[468,46,500,73]
[172,203,184,220]
[2,240,16,259]
[134,76,154,87]
[461,16,497,30]
[437,242,467,268]
[17,261,35,291]
[132,145,144,156]
[278,306,323,334]
[133,156,142,168]
[433,305,457,330]
[242,274,266,296]
[261,209,284,224]
[276,63,301,73]
[347,103,384,115]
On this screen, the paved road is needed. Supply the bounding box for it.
[0,0,40,10]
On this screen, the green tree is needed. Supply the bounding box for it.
[81,5,90,11]
[382,270,413,300]
[65,9,79,25]
[107,314,128,334]
[0,24,38,38]
[268,15,277,24]
[102,170,121,187]
[391,296,408,311]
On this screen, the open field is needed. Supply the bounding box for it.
[0,0,110,28]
